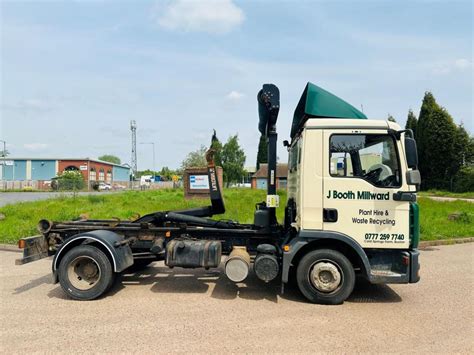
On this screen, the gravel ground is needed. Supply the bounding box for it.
[1,244,473,353]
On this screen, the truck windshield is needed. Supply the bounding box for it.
[330,134,401,188]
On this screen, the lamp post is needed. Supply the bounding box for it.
[140,142,156,180]
[0,140,6,190]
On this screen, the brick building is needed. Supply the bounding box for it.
[251,163,288,190]
[1,158,130,189]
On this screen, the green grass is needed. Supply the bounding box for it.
[0,189,472,244]
[0,189,286,244]
[419,190,474,199]
[417,197,473,240]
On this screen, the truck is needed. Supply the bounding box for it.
[16,82,421,304]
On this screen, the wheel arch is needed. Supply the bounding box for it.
[282,230,371,283]
[52,230,133,282]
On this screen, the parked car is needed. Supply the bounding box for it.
[98,182,112,191]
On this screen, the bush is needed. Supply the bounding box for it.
[452,166,474,193]
[53,171,85,191]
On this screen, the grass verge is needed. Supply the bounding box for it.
[0,189,472,243]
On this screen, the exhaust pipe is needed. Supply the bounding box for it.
[37,219,53,234]
[225,246,250,282]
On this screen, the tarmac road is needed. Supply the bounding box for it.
[1,244,473,353]
[0,191,119,207]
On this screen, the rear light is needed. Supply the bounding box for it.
[18,239,26,249]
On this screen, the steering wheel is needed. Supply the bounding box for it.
[368,164,393,180]
[363,167,382,183]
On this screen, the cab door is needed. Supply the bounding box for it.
[322,130,410,249]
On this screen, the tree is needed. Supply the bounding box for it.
[387,114,396,123]
[221,134,246,186]
[416,92,458,190]
[210,129,223,167]
[256,135,267,170]
[405,109,418,139]
[53,171,85,191]
[98,155,121,165]
[181,145,207,170]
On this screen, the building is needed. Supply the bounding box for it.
[1,158,130,189]
[251,163,288,190]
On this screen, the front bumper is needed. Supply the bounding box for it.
[409,249,420,283]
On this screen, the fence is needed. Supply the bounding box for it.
[1,180,182,191]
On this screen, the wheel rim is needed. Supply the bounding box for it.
[67,256,101,291]
[309,259,343,293]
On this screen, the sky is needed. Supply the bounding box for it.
[0,0,472,170]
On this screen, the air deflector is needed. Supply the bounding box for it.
[291,82,367,139]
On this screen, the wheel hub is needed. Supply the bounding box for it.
[310,261,342,293]
[67,256,101,291]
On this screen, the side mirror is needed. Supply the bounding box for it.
[406,170,421,186]
[283,140,290,147]
[405,137,418,169]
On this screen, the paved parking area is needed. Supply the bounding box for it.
[1,244,473,353]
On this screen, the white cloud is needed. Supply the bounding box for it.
[23,143,49,151]
[454,58,471,70]
[226,90,244,100]
[153,0,244,34]
[431,58,472,75]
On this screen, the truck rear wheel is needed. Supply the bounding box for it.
[58,245,114,300]
[296,249,355,305]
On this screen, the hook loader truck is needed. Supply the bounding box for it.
[16,82,421,304]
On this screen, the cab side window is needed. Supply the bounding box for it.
[329,134,401,188]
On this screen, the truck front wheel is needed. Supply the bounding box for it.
[296,249,355,305]
[58,245,114,300]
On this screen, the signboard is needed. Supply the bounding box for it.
[189,175,209,190]
[4,160,14,166]
[80,165,88,171]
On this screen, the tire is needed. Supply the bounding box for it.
[58,245,114,300]
[296,249,355,305]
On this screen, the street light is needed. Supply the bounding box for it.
[140,142,156,180]
[0,140,6,190]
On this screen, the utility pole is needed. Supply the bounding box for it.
[140,142,156,180]
[0,140,6,190]
[130,120,137,178]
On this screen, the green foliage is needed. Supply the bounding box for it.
[53,171,85,191]
[405,109,418,139]
[181,145,207,170]
[0,191,472,244]
[221,135,246,185]
[416,92,459,190]
[210,129,223,167]
[452,166,474,193]
[0,188,286,243]
[98,154,121,165]
[256,135,268,170]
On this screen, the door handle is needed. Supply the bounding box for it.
[323,208,338,222]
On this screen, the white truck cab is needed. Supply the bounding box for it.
[288,119,417,250]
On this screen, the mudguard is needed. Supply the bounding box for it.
[52,230,133,282]
[281,230,372,283]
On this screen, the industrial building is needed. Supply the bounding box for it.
[0,158,130,189]
[251,163,288,189]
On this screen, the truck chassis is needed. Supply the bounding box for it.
[16,84,420,304]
